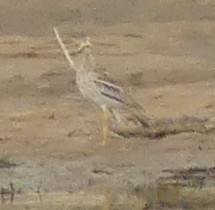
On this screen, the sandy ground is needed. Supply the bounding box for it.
[0,0,215,209]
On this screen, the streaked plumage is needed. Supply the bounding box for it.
[53,28,149,144]
[74,38,126,110]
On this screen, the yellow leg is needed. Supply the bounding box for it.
[102,108,108,145]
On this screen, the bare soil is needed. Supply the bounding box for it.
[0,0,215,209]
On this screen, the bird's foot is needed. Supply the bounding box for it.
[110,131,123,139]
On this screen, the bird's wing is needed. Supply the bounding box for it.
[94,68,150,127]
[93,69,126,104]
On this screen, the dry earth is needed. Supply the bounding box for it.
[0,0,215,209]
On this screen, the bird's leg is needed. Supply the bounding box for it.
[101,107,109,145]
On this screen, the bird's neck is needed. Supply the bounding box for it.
[79,48,95,72]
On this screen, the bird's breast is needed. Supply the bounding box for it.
[76,72,98,103]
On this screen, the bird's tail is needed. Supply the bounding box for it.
[127,101,151,128]
[109,103,151,137]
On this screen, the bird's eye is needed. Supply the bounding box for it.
[75,42,80,48]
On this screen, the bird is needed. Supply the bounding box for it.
[53,28,149,144]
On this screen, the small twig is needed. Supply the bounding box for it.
[1,188,4,204]
[37,185,43,203]
[9,183,14,204]
[1,183,15,204]
[53,27,76,71]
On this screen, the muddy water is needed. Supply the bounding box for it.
[0,158,215,209]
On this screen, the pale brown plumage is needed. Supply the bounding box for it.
[53,28,149,144]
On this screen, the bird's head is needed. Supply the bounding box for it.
[72,34,94,70]
[75,37,92,52]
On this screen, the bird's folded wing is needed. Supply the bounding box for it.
[94,73,125,104]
